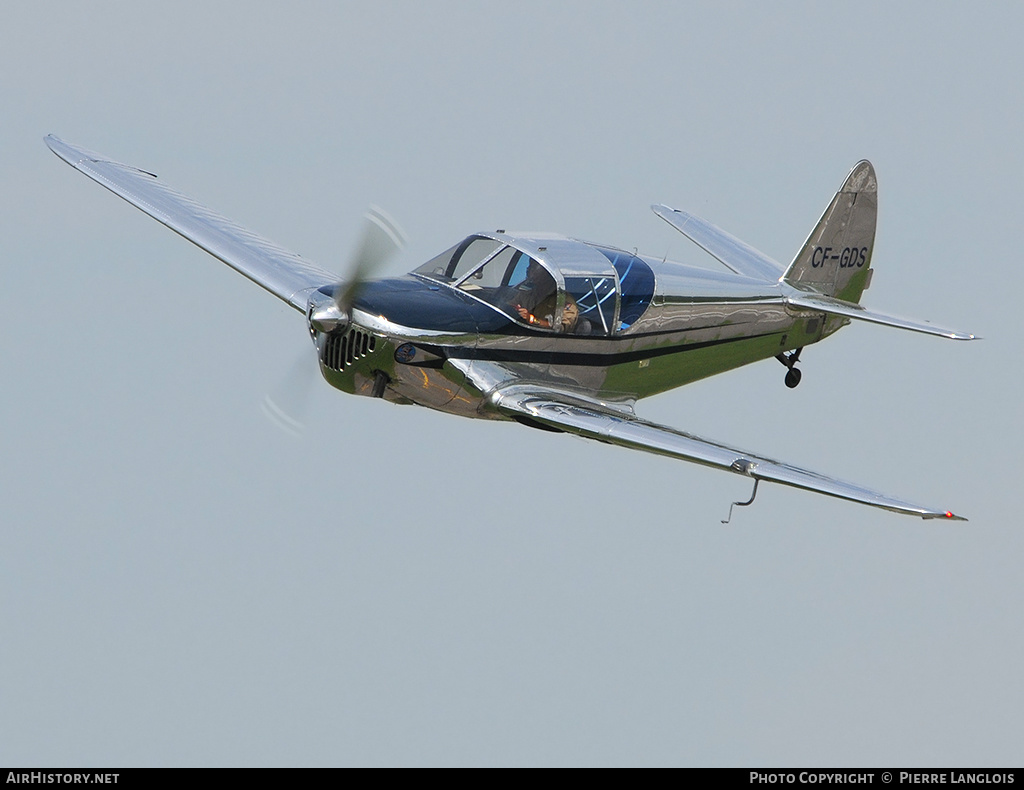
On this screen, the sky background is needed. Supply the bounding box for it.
[2,0,1020,767]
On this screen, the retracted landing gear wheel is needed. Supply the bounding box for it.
[785,368,802,389]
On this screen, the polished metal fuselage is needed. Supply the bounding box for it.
[315,246,842,420]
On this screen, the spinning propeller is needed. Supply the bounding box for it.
[308,206,406,334]
[263,206,406,435]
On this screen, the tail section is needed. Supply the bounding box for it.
[784,160,877,303]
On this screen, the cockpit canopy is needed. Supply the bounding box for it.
[413,233,655,334]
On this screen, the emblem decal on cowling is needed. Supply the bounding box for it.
[394,343,417,363]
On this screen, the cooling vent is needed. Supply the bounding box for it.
[322,328,377,372]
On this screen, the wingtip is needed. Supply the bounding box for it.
[923,511,968,522]
[43,134,84,165]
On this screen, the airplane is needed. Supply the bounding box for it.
[45,135,977,522]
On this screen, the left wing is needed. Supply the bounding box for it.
[46,135,338,311]
[493,386,966,520]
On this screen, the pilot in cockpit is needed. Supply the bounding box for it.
[503,260,579,332]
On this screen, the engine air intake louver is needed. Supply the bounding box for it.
[322,328,377,372]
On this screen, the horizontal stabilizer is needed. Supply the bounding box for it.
[652,204,785,283]
[493,386,967,520]
[786,291,978,340]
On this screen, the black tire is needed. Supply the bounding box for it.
[785,368,802,389]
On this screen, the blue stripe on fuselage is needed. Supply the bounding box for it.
[340,275,516,333]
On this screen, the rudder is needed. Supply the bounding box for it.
[784,161,877,303]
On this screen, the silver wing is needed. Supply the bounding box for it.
[45,135,338,311]
[492,385,966,520]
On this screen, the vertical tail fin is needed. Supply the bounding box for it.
[784,161,877,303]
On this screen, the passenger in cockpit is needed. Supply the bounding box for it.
[502,260,578,331]
[527,291,579,332]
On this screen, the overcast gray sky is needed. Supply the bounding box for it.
[2,0,1020,767]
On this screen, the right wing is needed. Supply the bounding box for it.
[493,385,966,520]
[46,135,339,311]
